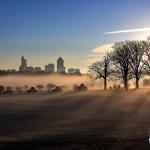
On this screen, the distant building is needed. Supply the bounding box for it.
[26,66,34,72]
[45,64,55,73]
[68,68,80,74]
[34,67,42,72]
[57,57,65,73]
[19,56,27,72]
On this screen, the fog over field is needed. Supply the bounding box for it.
[0,74,92,89]
[0,75,149,90]
[0,75,149,149]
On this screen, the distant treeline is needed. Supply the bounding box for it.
[0,83,88,95]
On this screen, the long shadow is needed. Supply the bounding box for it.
[1,90,150,149]
[111,90,150,138]
[70,90,127,135]
[69,89,150,138]
[35,90,126,137]
[0,93,100,137]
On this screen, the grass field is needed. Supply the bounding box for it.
[0,89,150,149]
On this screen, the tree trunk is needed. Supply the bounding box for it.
[104,78,107,90]
[124,75,128,91]
[135,74,139,89]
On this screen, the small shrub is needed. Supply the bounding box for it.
[51,86,62,93]
[16,86,22,94]
[73,84,88,92]
[4,86,13,94]
[27,87,37,94]
[47,84,56,92]
[36,84,44,91]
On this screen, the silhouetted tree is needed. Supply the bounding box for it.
[5,86,13,94]
[51,86,62,93]
[27,87,37,94]
[110,41,132,90]
[0,85,4,95]
[88,53,111,90]
[127,41,145,89]
[73,84,87,92]
[142,37,150,74]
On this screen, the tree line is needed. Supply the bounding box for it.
[0,83,88,95]
[88,38,150,90]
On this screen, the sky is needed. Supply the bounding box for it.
[0,0,150,73]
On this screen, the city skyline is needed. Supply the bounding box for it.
[0,0,150,72]
[18,55,80,74]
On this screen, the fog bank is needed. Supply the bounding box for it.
[0,74,91,89]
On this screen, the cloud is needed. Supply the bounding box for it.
[103,27,150,35]
[92,44,113,53]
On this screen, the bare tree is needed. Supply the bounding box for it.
[88,53,111,90]
[110,41,132,90]
[142,37,150,74]
[128,41,145,89]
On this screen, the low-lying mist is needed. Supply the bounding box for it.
[143,78,150,87]
[0,74,92,89]
[0,74,149,90]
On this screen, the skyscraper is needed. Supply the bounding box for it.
[57,57,65,73]
[19,56,27,72]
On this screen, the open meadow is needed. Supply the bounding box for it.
[0,88,149,150]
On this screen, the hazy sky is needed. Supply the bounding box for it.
[0,0,150,72]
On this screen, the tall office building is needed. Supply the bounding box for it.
[19,56,27,72]
[57,57,65,73]
[45,64,55,73]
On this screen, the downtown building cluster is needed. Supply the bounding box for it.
[19,56,80,74]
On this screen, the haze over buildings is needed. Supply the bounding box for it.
[18,56,80,74]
